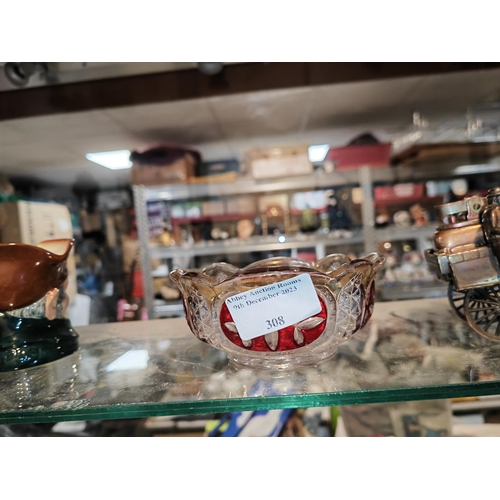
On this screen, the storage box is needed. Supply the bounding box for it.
[196,159,240,177]
[0,200,73,245]
[0,201,77,300]
[374,183,425,203]
[226,196,257,214]
[248,146,312,179]
[201,200,226,217]
[131,147,200,186]
[327,143,392,170]
[132,155,196,186]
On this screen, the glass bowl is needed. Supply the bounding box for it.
[171,253,385,370]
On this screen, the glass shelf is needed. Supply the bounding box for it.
[2,298,500,425]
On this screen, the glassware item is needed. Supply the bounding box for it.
[171,253,385,369]
[0,239,79,372]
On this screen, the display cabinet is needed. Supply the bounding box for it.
[133,165,447,319]
[2,297,500,425]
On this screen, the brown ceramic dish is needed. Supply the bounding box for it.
[0,238,78,372]
[0,239,74,311]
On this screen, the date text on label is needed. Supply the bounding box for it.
[224,274,322,341]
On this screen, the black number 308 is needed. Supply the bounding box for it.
[266,316,285,329]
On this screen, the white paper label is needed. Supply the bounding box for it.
[224,274,322,341]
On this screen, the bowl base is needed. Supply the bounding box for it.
[227,347,338,370]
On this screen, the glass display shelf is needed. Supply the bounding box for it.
[2,298,500,425]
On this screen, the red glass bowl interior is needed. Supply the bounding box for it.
[220,296,327,352]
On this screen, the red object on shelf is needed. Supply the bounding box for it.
[296,251,317,262]
[374,183,425,203]
[374,196,443,207]
[132,270,144,299]
[327,143,392,170]
[220,298,327,352]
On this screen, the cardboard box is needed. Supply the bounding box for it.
[0,201,72,243]
[0,201,77,300]
[132,154,196,186]
[248,146,312,179]
[188,171,238,184]
[226,196,257,214]
[374,183,425,203]
[201,200,226,217]
[196,159,240,177]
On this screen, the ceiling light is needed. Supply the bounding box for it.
[308,144,330,163]
[86,150,132,170]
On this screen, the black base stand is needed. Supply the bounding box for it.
[0,316,79,372]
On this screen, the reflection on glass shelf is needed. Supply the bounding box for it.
[378,283,448,301]
[2,298,500,424]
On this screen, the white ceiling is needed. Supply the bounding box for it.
[2,67,500,188]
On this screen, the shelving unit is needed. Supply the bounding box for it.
[136,170,362,318]
[133,165,445,319]
[171,212,258,226]
[2,298,500,425]
[452,396,500,412]
[148,226,433,264]
[149,230,365,260]
[133,156,500,319]
[7,66,500,433]
[140,169,364,201]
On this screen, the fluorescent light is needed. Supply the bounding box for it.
[308,144,330,163]
[86,150,132,170]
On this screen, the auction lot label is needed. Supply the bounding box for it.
[225,274,322,341]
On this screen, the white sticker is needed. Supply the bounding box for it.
[58,218,70,233]
[224,274,322,341]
